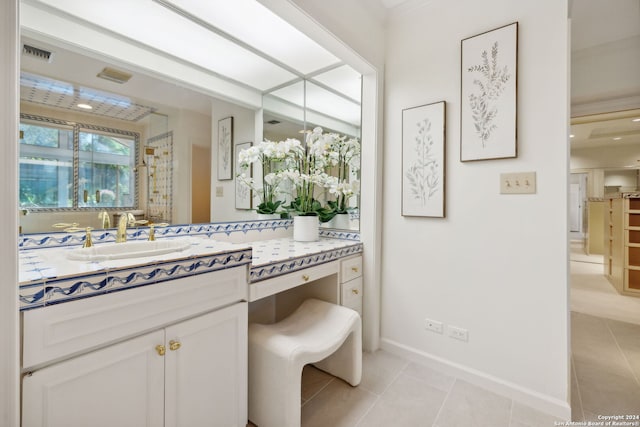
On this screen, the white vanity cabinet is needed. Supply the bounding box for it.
[22,266,248,427]
[340,255,363,316]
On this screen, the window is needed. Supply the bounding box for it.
[19,115,139,210]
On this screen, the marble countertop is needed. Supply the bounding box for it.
[19,235,362,310]
[247,237,362,283]
[19,236,250,284]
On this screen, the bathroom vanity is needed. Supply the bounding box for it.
[18,220,362,427]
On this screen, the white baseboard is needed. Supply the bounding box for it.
[380,338,572,420]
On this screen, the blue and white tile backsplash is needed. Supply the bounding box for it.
[19,219,361,311]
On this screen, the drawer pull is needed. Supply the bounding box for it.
[351,266,359,273]
[302,275,310,282]
[351,289,359,295]
[169,340,181,351]
[155,345,166,356]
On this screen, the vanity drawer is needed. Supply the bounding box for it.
[341,277,362,316]
[249,260,340,302]
[340,255,363,283]
[22,265,248,370]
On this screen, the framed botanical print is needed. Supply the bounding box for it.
[217,116,234,180]
[235,141,252,209]
[461,22,518,162]
[402,101,446,217]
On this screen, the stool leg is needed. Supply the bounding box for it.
[249,340,304,427]
[313,323,362,386]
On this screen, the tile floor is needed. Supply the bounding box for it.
[293,352,563,427]
[250,245,640,426]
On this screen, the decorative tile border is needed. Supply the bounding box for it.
[318,229,361,241]
[19,249,252,310]
[249,243,363,283]
[19,219,298,250]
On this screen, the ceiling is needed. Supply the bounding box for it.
[20,0,361,127]
[571,109,640,150]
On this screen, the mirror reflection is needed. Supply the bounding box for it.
[262,71,362,230]
[18,2,362,235]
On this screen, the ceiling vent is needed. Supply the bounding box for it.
[96,67,133,84]
[266,119,281,125]
[22,44,53,63]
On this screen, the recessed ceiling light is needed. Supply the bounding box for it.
[633,118,640,122]
[570,134,575,138]
[77,103,93,110]
[613,137,622,141]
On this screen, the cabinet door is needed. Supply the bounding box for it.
[22,330,165,427]
[164,302,248,427]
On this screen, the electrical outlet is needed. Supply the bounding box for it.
[448,325,468,342]
[424,318,443,334]
[500,172,536,194]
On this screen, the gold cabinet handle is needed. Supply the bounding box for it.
[351,267,359,273]
[352,289,359,295]
[302,275,310,282]
[155,345,166,356]
[169,340,181,351]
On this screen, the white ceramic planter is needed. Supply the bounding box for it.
[256,214,280,220]
[331,213,350,230]
[293,215,319,242]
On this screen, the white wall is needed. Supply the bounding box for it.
[210,98,260,222]
[0,0,20,424]
[604,170,637,190]
[382,0,570,417]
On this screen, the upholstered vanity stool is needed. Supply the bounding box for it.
[248,298,362,427]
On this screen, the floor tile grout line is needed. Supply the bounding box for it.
[363,358,410,397]
[347,358,410,427]
[604,318,640,388]
[301,376,335,408]
[431,377,457,427]
[353,393,381,427]
[571,353,586,422]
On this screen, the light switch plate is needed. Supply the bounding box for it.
[500,172,536,194]
[215,186,224,197]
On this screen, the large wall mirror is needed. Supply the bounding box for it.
[263,67,362,231]
[18,0,363,234]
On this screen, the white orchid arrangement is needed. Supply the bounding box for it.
[237,127,360,219]
[326,134,360,214]
[237,138,299,215]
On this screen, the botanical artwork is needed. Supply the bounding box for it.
[402,101,445,217]
[461,22,518,161]
[217,117,233,180]
[235,141,252,209]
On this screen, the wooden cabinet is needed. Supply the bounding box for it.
[22,266,249,427]
[604,196,640,297]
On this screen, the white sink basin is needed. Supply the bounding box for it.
[67,239,192,261]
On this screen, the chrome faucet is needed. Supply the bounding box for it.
[116,212,135,243]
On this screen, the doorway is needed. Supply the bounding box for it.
[569,173,587,241]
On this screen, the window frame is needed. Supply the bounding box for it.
[19,113,140,212]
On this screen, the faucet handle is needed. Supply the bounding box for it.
[83,227,94,248]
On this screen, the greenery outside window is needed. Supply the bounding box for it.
[19,114,139,211]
